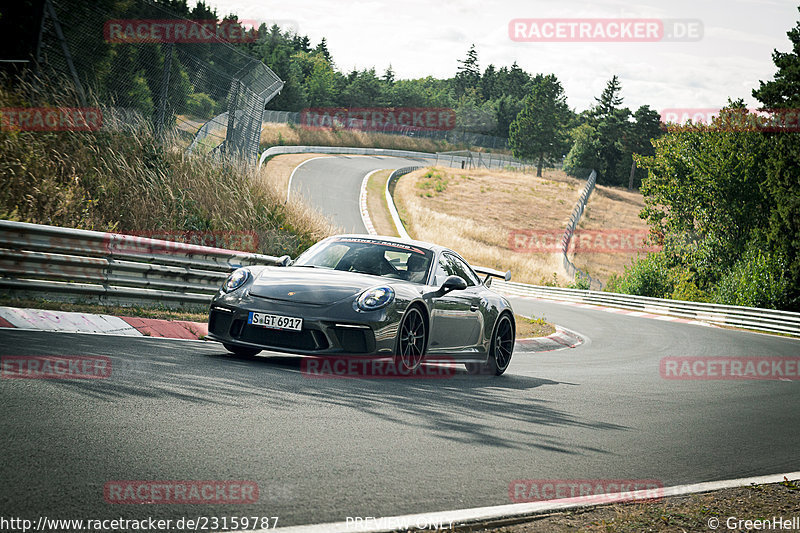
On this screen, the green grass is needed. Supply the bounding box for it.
[415,170,449,197]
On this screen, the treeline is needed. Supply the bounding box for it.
[606,9,800,311]
[7,0,663,185]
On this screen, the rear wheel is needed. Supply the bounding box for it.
[395,306,426,372]
[464,313,514,376]
[223,343,261,358]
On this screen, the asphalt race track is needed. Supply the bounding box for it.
[1,155,799,528]
[288,155,431,232]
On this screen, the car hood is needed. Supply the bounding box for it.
[248,266,396,305]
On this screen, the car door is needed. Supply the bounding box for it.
[427,252,484,355]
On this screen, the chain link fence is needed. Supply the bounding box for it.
[562,170,602,289]
[33,0,283,163]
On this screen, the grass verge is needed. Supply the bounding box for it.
[0,296,208,322]
[515,314,556,338]
[471,478,800,532]
[366,169,399,237]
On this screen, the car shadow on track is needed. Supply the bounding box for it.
[23,343,625,456]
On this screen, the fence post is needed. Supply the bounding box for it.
[155,42,174,137]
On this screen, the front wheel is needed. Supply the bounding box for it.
[395,306,427,372]
[465,313,514,376]
[223,343,261,358]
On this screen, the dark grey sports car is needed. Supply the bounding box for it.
[207,235,515,375]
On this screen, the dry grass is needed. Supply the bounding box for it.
[260,122,504,154]
[570,184,650,282]
[0,79,335,259]
[367,169,399,237]
[489,480,800,532]
[393,165,649,285]
[394,166,584,285]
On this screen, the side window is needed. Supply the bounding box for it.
[445,253,480,287]
[434,253,479,287]
[434,257,450,286]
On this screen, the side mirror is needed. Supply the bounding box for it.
[440,275,467,294]
[277,255,293,267]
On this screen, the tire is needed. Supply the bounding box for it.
[465,313,515,376]
[223,343,261,358]
[395,306,427,372]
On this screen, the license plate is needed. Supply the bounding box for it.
[248,312,303,331]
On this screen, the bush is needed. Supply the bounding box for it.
[604,252,673,298]
[669,268,710,302]
[185,92,216,119]
[567,274,591,290]
[713,245,790,309]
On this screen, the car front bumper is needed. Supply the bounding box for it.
[207,292,402,356]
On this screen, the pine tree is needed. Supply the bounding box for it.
[752,7,800,108]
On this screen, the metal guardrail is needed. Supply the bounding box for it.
[493,280,800,337]
[258,145,438,169]
[258,145,541,173]
[385,167,422,239]
[0,220,282,309]
[562,170,601,289]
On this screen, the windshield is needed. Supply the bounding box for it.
[294,237,434,283]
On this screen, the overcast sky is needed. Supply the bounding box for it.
[206,0,797,113]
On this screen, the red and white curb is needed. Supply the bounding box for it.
[509,295,719,328]
[0,307,207,340]
[359,169,382,235]
[515,326,584,352]
[263,470,800,533]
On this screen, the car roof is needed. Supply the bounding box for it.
[328,234,447,254]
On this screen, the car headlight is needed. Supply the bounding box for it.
[222,268,250,293]
[357,286,395,311]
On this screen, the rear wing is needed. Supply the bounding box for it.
[472,265,511,286]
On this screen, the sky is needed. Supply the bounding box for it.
[205,0,797,113]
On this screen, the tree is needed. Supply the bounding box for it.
[589,75,630,184]
[508,74,571,176]
[382,64,395,85]
[621,105,664,188]
[752,7,800,108]
[493,94,524,137]
[563,123,602,177]
[314,38,333,64]
[636,104,771,290]
[752,7,800,309]
[454,44,480,96]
